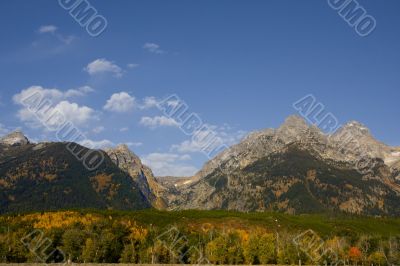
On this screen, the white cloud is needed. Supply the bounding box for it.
[53,101,95,126]
[103,92,136,113]
[139,96,159,110]
[13,86,93,104]
[172,139,207,153]
[64,86,94,98]
[79,139,114,149]
[38,25,58,34]
[92,126,105,134]
[103,95,160,112]
[171,125,246,155]
[13,86,96,130]
[36,25,75,45]
[13,86,63,104]
[80,139,141,150]
[119,127,129,132]
[125,142,143,147]
[140,116,180,129]
[84,58,124,78]
[142,153,197,177]
[140,96,179,110]
[127,63,139,69]
[144,153,191,162]
[143,43,164,54]
[16,101,95,129]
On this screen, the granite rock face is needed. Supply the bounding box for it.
[165,115,400,216]
[0,131,30,146]
[105,144,168,209]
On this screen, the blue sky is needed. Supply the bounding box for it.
[0,0,399,176]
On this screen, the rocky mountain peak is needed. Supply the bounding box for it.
[331,120,384,155]
[277,115,313,135]
[115,143,131,152]
[170,115,400,215]
[105,144,167,209]
[339,121,371,137]
[280,114,309,129]
[276,114,324,145]
[244,115,313,143]
[191,115,322,186]
[0,130,30,146]
[105,145,142,171]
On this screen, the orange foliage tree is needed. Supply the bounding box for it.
[348,247,362,265]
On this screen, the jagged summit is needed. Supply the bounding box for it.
[343,120,369,130]
[335,120,371,137]
[0,130,30,146]
[168,115,400,215]
[331,120,399,165]
[114,143,131,152]
[104,145,144,177]
[105,144,167,209]
[280,114,309,128]
[1,115,399,216]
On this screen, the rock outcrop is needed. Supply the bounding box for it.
[166,115,400,216]
[0,131,30,146]
[105,144,167,209]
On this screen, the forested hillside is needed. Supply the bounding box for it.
[0,142,150,213]
[0,210,399,265]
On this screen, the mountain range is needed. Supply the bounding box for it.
[1,115,399,216]
[0,132,150,213]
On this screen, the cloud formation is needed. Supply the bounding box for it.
[103,92,136,113]
[140,116,180,129]
[13,86,93,104]
[64,86,94,98]
[36,25,75,45]
[140,96,159,109]
[13,86,96,129]
[84,58,124,78]
[125,142,143,147]
[38,25,58,34]
[142,152,197,177]
[171,124,247,155]
[127,63,139,69]
[16,100,95,129]
[143,43,164,54]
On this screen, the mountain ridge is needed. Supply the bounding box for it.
[1,115,400,216]
[163,115,400,215]
[0,135,150,213]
